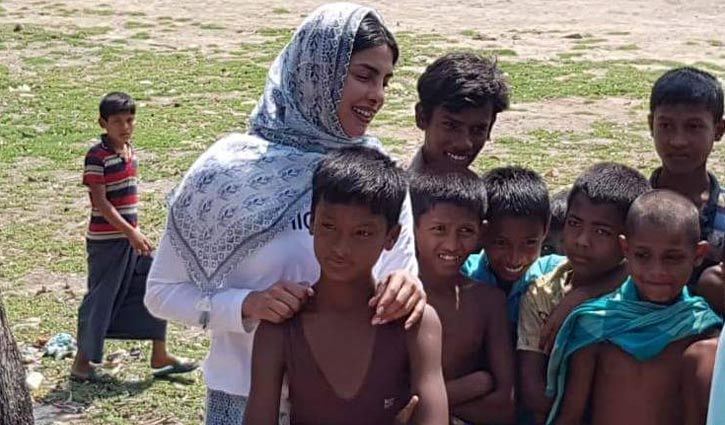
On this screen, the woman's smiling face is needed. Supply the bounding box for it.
[337,44,395,138]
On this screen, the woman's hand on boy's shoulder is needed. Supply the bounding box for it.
[242,281,314,324]
[369,270,426,330]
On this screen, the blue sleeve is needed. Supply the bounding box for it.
[460,252,484,281]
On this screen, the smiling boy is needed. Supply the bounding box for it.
[410,53,510,173]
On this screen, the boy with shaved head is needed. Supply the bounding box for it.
[548,190,722,425]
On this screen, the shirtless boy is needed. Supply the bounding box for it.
[411,171,515,424]
[244,147,448,425]
[551,190,722,425]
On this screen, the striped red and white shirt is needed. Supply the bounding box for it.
[82,136,139,240]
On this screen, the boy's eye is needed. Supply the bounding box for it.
[664,254,685,263]
[357,229,372,238]
[430,225,445,233]
[355,73,370,82]
[634,251,649,260]
[321,222,335,231]
[443,121,457,130]
[525,239,539,247]
[566,218,580,228]
[459,226,475,235]
[595,228,612,237]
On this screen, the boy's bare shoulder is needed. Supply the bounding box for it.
[407,304,442,338]
[461,278,506,304]
[699,263,723,285]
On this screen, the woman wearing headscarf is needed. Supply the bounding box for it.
[144,3,426,423]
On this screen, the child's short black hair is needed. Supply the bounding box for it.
[550,189,570,233]
[99,92,136,120]
[625,190,701,244]
[417,52,510,119]
[482,166,549,227]
[569,162,651,220]
[650,67,724,122]
[312,146,407,229]
[410,170,487,225]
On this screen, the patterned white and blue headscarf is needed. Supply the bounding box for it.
[165,3,391,325]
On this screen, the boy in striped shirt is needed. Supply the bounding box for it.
[71,92,196,382]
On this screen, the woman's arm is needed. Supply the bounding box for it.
[406,305,448,425]
[144,234,311,333]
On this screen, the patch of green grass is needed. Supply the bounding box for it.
[124,20,154,30]
[22,56,55,66]
[130,31,151,40]
[708,40,723,47]
[272,7,290,14]
[558,52,585,59]
[199,23,225,30]
[256,26,294,37]
[489,49,517,57]
[82,7,114,16]
[616,43,639,51]
[4,291,209,424]
[125,11,146,17]
[503,59,663,103]
[606,31,631,36]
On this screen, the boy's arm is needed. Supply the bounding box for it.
[519,351,551,425]
[540,275,623,353]
[451,289,515,424]
[695,264,724,315]
[243,321,286,425]
[406,305,449,425]
[517,288,552,424]
[87,183,153,255]
[682,336,719,425]
[446,371,493,406]
[554,345,597,425]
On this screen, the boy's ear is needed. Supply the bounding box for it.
[647,114,654,136]
[694,241,710,267]
[486,114,497,141]
[415,103,429,130]
[384,224,402,251]
[98,117,107,129]
[714,119,725,141]
[477,220,489,252]
[618,234,629,255]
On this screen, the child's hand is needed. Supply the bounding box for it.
[242,281,314,323]
[394,395,419,424]
[369,270,426,329]
[539,288,591,353]
[129,229,154,256]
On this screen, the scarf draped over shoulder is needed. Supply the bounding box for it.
[164,3,390,324]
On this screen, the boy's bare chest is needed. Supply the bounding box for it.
[592,339,695,422]
[431,295,486,378]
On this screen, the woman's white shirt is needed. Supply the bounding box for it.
[144,195,417,396]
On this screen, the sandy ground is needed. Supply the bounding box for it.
[5,0,724,157]
[6,0,725,62]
